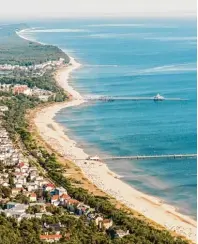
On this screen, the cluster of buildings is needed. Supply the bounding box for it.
[0,83,54,101]
[0,83,11,92]
[0,122,20,166]
[0,106,8,117]
[13,85,54,101]
[0,120,129,242]
[0,58,65,72]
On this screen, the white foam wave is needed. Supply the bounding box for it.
[87,24,177,28]
[144,36,197,41]
[22,28,89,33]
[16,31,46,45]
[89,33,143,38]
[75,63,196,74]
[90,33,193,40]
[88,24,144,27]
[140,63,196,74]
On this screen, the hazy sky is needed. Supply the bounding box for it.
[0,0,196,19]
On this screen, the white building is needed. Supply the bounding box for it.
[0,106,8,112]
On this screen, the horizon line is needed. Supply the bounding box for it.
[0,12,196,22]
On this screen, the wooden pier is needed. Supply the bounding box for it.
[75,154,197,161]
[79,96,188,102]
[99,154,197,160]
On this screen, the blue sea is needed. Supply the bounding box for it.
[24,18,196,218]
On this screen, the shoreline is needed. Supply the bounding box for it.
[34,59,196,243]
[17,30,197,242]
[16,29,46,45]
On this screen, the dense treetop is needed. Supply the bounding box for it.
[0,24,70,65]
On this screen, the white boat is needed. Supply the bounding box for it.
[154,93,164,101]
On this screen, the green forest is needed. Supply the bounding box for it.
[0,24,69,65]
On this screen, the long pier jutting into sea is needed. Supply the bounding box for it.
[75,154,197,161]
[77,95,188,102]
[99,154,197,160]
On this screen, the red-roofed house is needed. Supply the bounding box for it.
[13,85,32,96]
[12,188,23,196]
[45,183,55,191]
[40,234,62,243]
[102,219,113,229]
[51,195,59,205]
[17,162,29,173]
[18,162,24,168]
[60,194,71,202]
[29,193,37,202]
[14,172,24,177]
[67,199,79,206]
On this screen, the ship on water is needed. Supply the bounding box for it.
[154,93,164,101]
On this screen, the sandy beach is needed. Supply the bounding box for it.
[34,57,197,243]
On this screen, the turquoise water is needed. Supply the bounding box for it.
[25,18,196,218]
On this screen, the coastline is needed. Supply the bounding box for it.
[16,29,46,45]
[17,30,197,242]
[34,59,197,243]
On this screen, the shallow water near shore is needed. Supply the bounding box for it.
[24,18,196,218]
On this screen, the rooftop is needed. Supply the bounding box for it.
[40,234,62,240]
